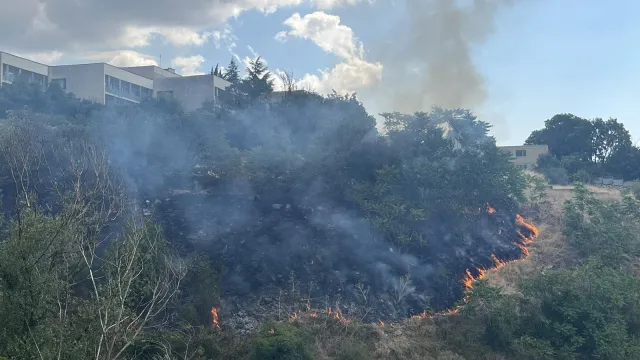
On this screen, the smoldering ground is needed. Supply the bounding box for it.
[84,95,530,321]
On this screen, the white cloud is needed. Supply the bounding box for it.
[171,55,206,76]
[276,12,360,60]
[15,50,64,64]
[83,50,158,67]
[310,0,369,11]
[276,11,382,94]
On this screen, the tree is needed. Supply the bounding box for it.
[237,56,275,100]
[212,63,223,77]
[591,117,632,165]
[222,57,240,85]
[525,113,594,162]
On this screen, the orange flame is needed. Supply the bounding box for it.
[486,205,496,214]
[310,312,318,318]
[289,312,298,322]
[211,307,220,328]
[377,320,385,327]
[411,311,430,320]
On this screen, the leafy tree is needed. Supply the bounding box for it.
[526,113,594,162]
[591,117,632,165]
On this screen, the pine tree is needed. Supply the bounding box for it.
[212,64,223,77]
[242,56,274,99]
[223,57,240,84]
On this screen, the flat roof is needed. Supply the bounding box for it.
[0,51,50,67]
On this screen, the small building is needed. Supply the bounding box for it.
[499,144,549,170]
[0,52,49,90]
[153,74,231,111]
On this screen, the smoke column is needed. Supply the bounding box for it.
[365,0,514,114]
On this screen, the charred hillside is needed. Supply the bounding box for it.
[0,88,530,322]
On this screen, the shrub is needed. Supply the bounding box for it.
[337,342,373,360]
[629,180,640,199]
[251,322,312,360]
[570,169,590,183]
[540,166,569,185]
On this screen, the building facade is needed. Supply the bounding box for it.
[499,144,549,170]
[0,50,231,110]
[0,52,49,90]
[50,63,154,105]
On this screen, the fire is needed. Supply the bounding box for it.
[516,214,540,238]
[289,312,298,322]
[411,311,430,320]
[377,320,385,327]
[486,205,496,214]
[211,307,220,328]
[310,312,318,318]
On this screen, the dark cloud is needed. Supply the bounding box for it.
[0,0,301,53]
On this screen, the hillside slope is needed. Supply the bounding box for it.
[236,178,636,360]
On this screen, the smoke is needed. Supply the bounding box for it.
[365,0,514,114]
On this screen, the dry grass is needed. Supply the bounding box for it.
[484,179,624,292]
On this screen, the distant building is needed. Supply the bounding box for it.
[50,63,154,105]
[499,144,549,170]
[0,50,231,111]
[1,52,49,90]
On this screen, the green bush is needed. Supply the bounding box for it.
[541,166,569,185]
[251,322,312,360]
[338,342,373,360]
[570,169,590,183]
[629,180,640,199]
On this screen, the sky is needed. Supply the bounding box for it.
[1,0,639,145]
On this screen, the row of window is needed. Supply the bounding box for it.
[104,75,153,102]
[2,63,48,89]
[105,94,137,106]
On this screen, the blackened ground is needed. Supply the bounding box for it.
[154,189,535,322]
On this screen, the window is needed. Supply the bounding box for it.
[51,78,66,90]
[515,149,527,157]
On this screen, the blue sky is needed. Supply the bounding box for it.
[2,0,639,145]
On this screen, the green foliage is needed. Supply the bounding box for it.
[629,180,640,199]
[337,342,374,360]
[570,169,590,183]
[350,108,525,246]
[251,322,312,360]
[521,263,640,359]
[527,113,639,180]
[179,255,222,326]
[459,186,640,360]
[223,56,241,85]
[564,183,640,264]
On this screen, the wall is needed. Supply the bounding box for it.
[0,52,49,77]
[50,64,106,104]
[119,66,181,80]
[0,52,49,87]
[155,74,229,111]
[499,145,549,170]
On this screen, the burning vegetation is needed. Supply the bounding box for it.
[3,80,638,360]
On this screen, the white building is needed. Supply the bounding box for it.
[50,63,154,105]
[0,52,49,89]
[0,50,231,110]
